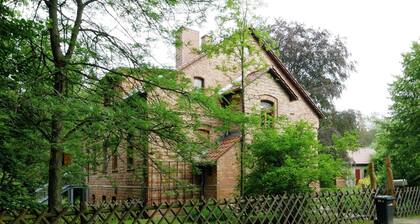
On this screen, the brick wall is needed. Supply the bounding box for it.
[216,144,240,200]
[88,28,321,204]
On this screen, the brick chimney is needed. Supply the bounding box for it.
[176,28,200,68]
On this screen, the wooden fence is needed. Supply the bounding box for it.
[395,187,420,217]
[1,187,419,224]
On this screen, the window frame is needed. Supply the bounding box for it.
[197,128,211,142]
[260,97,277,128]
[111,152,118,173]
[193,77,205,89]
[126,133,135,171]
[260,100,275,128]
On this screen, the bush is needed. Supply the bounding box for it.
[245,120,319,194]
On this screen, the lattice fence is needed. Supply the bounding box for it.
[1,187,419,224]
[395,186,420,217]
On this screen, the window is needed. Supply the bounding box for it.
[92,194,96,203]
[111,196,117,202]
[112,153,118,173]
[102,195,107,202]
[126,134,134,171]
[91,149,98,174]
[221,94,241,111]
[260,100,275,127]
[102,140,109,173]
[193,77,204,89]
[198,129,210,141]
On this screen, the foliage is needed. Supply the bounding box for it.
[243,118,356,192]
[269,19,356,111]
[0,0,226,210]
[319,110,361,145]
[268,20,377,148]
[332,131,360,153]
[373,41,420,186]
[245,120,320,194]
[0,3,50,209]
[201,0,272,195]
[317,153,347,188]
[317,130,358,188]
[318,109,376,148]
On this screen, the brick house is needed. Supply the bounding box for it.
[87,28,323,204]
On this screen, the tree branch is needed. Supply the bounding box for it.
[65,0,84,60]
[63,116,101,140]
[44,0,64,65]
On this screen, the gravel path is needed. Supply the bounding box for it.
[394,217,420,224]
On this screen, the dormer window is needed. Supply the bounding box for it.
[193,77,204,89]
[261,100,275,127]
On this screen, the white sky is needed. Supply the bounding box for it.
[257,0,420,116]
[156,0,420,116]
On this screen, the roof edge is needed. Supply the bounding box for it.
[251,32,324,119]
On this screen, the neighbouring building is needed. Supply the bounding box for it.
[87,28,323,204]
[347,147,376,186]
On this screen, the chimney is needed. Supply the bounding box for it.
[201,34,212,46]
[176,27,200,68]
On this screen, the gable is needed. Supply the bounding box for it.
[251,32,324,119]
[178,29,323,119]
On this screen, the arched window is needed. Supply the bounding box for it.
[193,77,204,89]
[91,194,96,203]
[260,100,275,127]
[197,128,210,141]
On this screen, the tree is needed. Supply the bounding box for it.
[318,109,377,147]
[373,42,420,186]
[318,109,361,146]
[245,121,319,194]
[269,19,356,111]
[268,20,374,152]
[0,3,50,209]
[201,0,270,195]
[244,119,355,193]
[4,0,216,211]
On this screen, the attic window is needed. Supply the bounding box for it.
[198,129,210,140]
[260,100,275,127]
[193,77,204,89]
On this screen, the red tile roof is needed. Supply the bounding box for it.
[205,136,241,161]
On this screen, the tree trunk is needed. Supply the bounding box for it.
[44,0,84,212]
[239,42,245,196]
[48,70,65,211]
[48,145,63,211]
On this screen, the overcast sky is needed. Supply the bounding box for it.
[163,0,420,116]
[260,0,420,116]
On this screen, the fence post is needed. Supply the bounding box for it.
[80,188,87,224]
[385,156,397,207]
[368,162,377,190]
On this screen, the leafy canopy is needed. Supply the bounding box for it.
[245,121,319,194]
[373,41,420,186]
[269,19,356,111]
